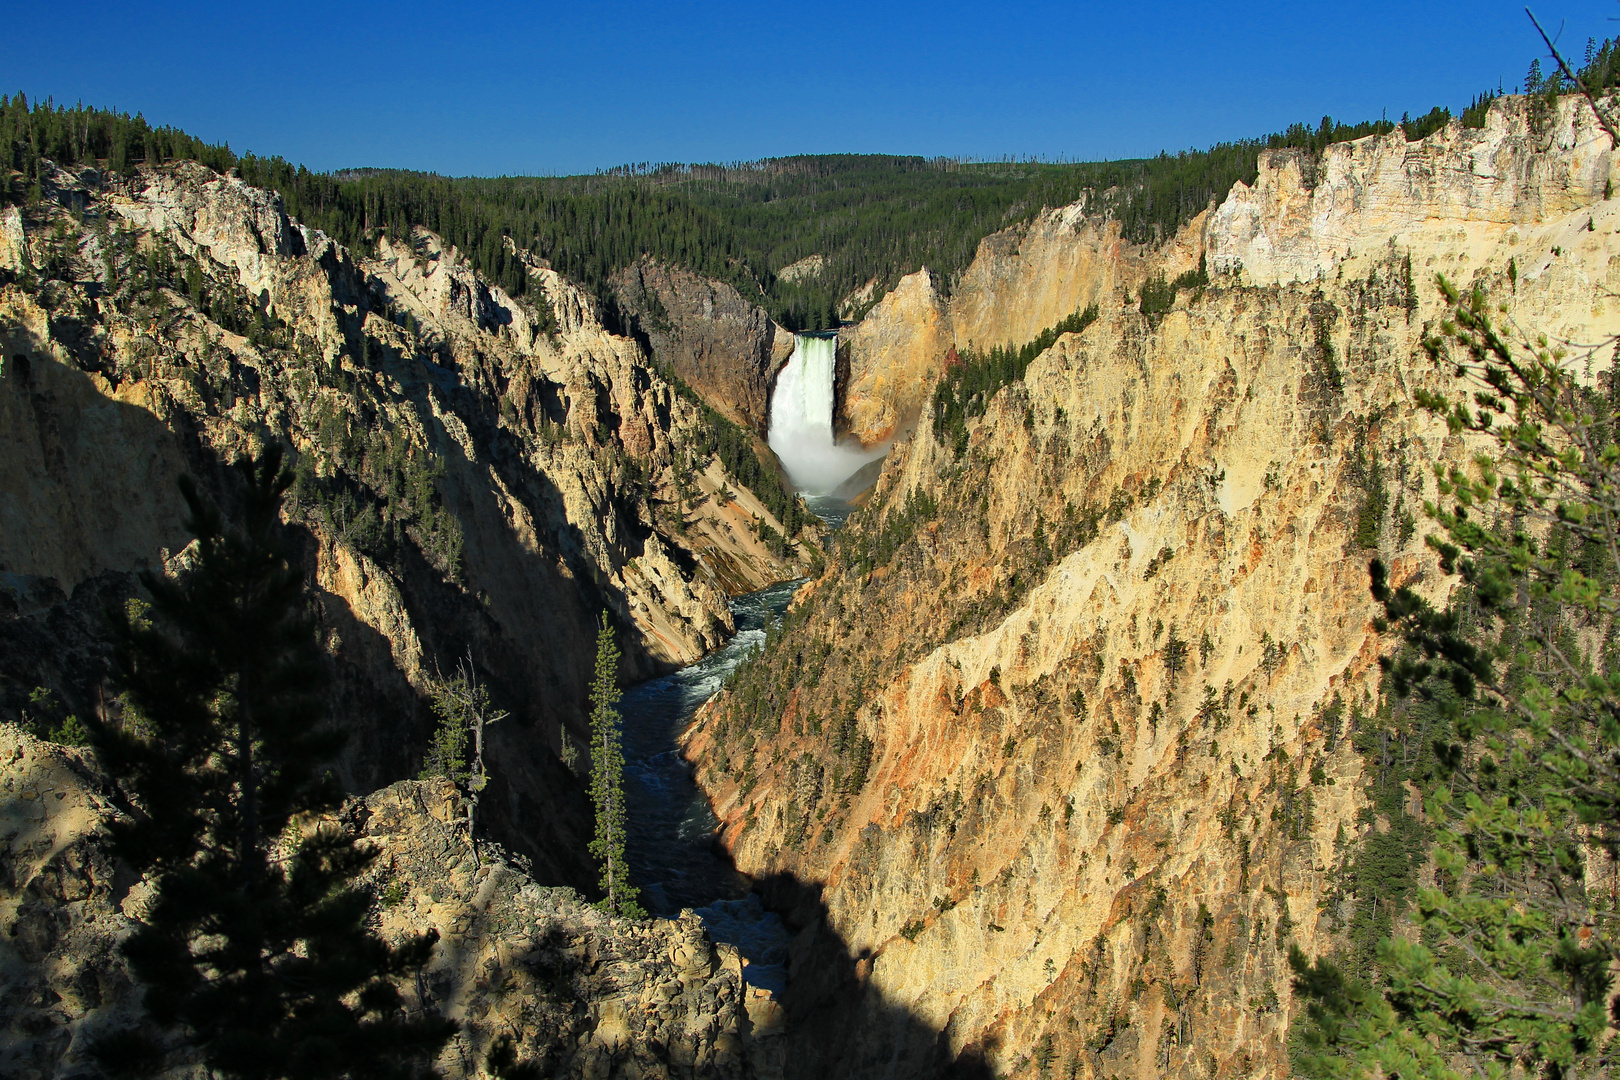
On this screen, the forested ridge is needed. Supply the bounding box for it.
[0,62,1538,332]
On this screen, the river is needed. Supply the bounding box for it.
[619,493,867,994]
[618,577,796,992]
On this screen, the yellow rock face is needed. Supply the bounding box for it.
[0,728,134,1079]
[839,94,1620,455]
[841,269,951,446]
[689,95,1620,1079]
[839,206,1206,447]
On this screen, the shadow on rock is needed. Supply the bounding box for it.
[754,871,995,1080]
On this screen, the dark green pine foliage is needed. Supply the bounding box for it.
[89,447,455,1080]
[587,613,640,917]
[840,486,939,575]
[1,80,1545,328]
[234,148,1292,331]
[932,302,1100,459]
[1137,253,1210,317]
[0,92,237,203]
[1289,277,1620,1078]
[1576,36,1620,93]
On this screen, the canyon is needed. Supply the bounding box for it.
[0,158,823,872]
[3,91,1618,1080]
[0,155,818,1076]
[685,94,1620,1079]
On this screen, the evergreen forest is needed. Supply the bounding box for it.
[1,47,1568,332]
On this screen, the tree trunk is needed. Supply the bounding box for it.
[469,707,484,865]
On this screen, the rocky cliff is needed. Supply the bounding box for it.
[840,88,1614,449]
[610,258,794,434]
[838,203,1204,448]
[0,726,786,1080]
[839,269,950,446]
[685,94,1620,1079]
[0,160,814,882]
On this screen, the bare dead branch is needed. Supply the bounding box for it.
[1527,6,1620,148]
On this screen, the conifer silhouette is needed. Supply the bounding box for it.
[89,446,456,1080]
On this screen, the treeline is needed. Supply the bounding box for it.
[227,155,1114,331]
[0,92,236,201]
[933,303,1101,457]
[1525,34,1620,95]
[232,159,739,316]
[0,58,1559,330]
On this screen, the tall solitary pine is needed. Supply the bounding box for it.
[90,447,455,1080]
[587,613,640,916]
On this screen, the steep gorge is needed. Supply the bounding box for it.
[6,88,1620,1080]
[683,95,1620,1079]
[0,159,819,883]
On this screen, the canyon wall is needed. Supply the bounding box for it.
[838,201,1205,447]
[839,269,950,445]
[687,95,1620,1079]
[0,160,814,883]
[839,92,1620,451]
[611,257,795,434]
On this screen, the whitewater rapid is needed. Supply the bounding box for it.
[620,580,801,993]
[766,333,886,495]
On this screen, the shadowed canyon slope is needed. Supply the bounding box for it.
[0,725,799,1079]
[684,95,1620,1079]
[0,159,818,883]
[611,257,795,433]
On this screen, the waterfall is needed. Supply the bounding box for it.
[767,333,885,495]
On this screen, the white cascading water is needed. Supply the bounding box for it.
[767,333,885,495]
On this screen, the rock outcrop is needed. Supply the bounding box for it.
[611,258,794,433]
[686,95,1620,1079]
[840,93,1609,448]
[0,725,783,1080]
[839,270,949,446]
[0,729,133,1080]
[359,779,785,1080]
[1209,98,1617,289]
[838,205,1205,448]
[775,255,824,284]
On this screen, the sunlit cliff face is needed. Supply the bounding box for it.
[685,95,1620,1080]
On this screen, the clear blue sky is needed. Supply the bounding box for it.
[10,1,1618,176]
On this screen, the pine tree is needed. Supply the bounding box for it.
[587,612,640,916]
[1290,276,1620,1079]
[89,447,456,1080]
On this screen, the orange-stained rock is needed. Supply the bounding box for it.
[685,95,1620,1080]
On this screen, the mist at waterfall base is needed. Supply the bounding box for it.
[767,333,887,495]
[620,579,800,994]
